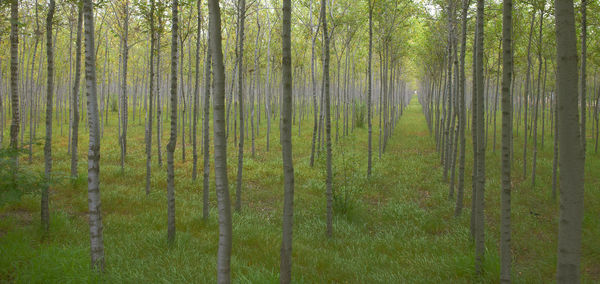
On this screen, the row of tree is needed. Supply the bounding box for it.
[418,0,594,282]
[1,0,414,282]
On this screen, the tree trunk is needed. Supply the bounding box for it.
[146,0,156,195]
[523,11,536,178]
[280,0,294,281]
[500,0,513,280]
[203,27,212,221]
[157,13,163,167]
[555,0,585,281]
[193,0,202,181]
[309,0,320,167]
[321,0,333,239]
[531,9,544,186]
[580,0,587,156]
[71,4,83,179]
[83,0,105,271]
[42,0,56,233]
[9,0,19,152]
[367,0,373,177]
[454,0,470,217]
[166,0,179,245]
[120,0,129,172]
[474,0,486,274]
[208,0,232,281]
[235,0,246,212]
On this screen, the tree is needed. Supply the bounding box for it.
[120,0,130,172]
[474,0,486,274]
[167,0,179,245]
[500,0,513,280]
[146,0,156,195]
[280,0,295,281]
[71,2,83,179]
[580,0,587,156]
[554,0,585,281]
[367,0,373,178]
[321,0,333,238]
[203,16,212,221]
[235,0,246,212]
[454,0,470,217]
[192,0,202,181]
[83,0,105,271]
[208,0,233,281]
[9,0,19,152]
[42,0,56,233]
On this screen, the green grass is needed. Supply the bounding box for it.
[1,98,599,283]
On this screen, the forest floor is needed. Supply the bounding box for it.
[1,98,599,283]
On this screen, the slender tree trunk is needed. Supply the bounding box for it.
[264,13,272,152]
[157,14,163,167]
[203,28,212,221]
[531,9,544,186]
[9,0,19,153]
[280,1,294,281]
[580,0,587,156]
[470,20,478,240]
[235,0,246,212]
[552,86,559,200]
[71,5,83,179]
[192,0,202,180]
[474,0,486,274]
[500,0,513,280]
[166,0,179,245]
[523,11,536,178]
[146,0,156,195]
[367,0,373,177]
[83,0,105,271]
[208,0,232,281]
[42,0,56,233]
[455,0,470,217]
[555,0,585,281]
[120,0,129,172]
[321,0,333,239]
[309,0,319,167]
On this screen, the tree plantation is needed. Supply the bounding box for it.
[1,0,599,282]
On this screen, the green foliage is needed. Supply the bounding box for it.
[110,97,118,112]
[354,103,366,128]
[332,147,365,218]
[0,148,45,208]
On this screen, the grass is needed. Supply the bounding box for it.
[1,97,599,283]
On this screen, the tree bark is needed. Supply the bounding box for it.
[474,0,486,274]
[9,0,19,152]
[523,11,536,178]
[455,0,470,217]
[203,21,212,221]
[193,0,202,181]
[580,0,587,155]
[71,4,83,179]
[555,0,585,281]
[321,0,333,238]
[208,0,232,281]
[166,0,179,245]
[83,0,105,271]
[235,0,246,212]
[146,0,156,195]
[120,0,130,172]
[531,9,544,186]
[367,0,373,177]
[500,0,513,280]
[280,0,294,281]
[42,0,56,233]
